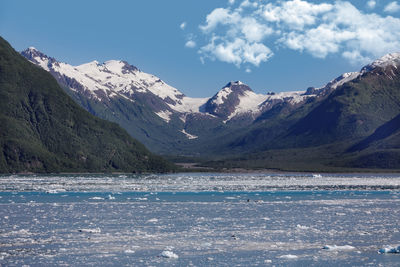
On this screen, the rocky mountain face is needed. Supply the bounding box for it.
[0,37,174,173]
[21,47,328,154]
[208,52,400,170]
[21,47,400,170]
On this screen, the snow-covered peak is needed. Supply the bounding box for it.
[226,80,245,86]
[22,46,49,59]
[363,52,400,72]
[104,60,127,74]
[21,47,188,105]
[21,47,56,71]
[318,71,361,91]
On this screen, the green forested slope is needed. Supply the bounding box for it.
[0,37,173,173]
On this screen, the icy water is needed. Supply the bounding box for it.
[1,173,400,266]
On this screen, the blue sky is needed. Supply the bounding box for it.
[1,0,400,97]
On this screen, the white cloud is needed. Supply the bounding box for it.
[342,50,372,65]
[283,24,356,58]
[185,40,196,48]
[180,22,186,30]
[200,37,273,67]
[228,0,235,5]
[262,0,333,30]
[384,1,400,13]
[199,8,239,32]
[366,0,376,9]
[196,0,400,68]
[240,17,273,42]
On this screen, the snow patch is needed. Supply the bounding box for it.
[170,96,208,113]
[181,129,198,139]
[226,90,268,121]
[155,110,173,123]
[213,87,232,105]
[364,52,400,71]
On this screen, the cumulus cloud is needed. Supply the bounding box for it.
[185,40,196,48]
[195,0,400,68]
[200,37,273,67]
[198,5,273,68]
[180,22,186,30]
[262,0,333,30]
[366,0,376,9]
[384,1,400,13]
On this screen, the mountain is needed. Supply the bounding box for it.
[21,48,322,155]
[348,113,400,153]
[20,46,400,170]
[0,37,173,173]
[206,53,400,171]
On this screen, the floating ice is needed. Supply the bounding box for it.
[379,245,400,254]
[107,194,115,200]
[46,189,65,194]
[124,249,135,254]
[78,228,101,233]
[278,254,298,259]
[2,173,400,192]
[296,224,309,230]
[147,218,158,223]
[323,245,355,251]
[90,197,104,200]
[161,250,179,259]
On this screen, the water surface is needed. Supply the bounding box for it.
[1,173,399,266]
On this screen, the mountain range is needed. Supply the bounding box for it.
[20,45,400,171]
[0,37,173,173]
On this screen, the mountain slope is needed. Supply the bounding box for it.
[284,54,400,148]
[20,46,400,170]
[348,113,400,152]
[202,53,400,171]
[0,37,173,173]
[21,48,322,155]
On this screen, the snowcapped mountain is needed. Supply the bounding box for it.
[20,47,317,125]
[21,47,205,115]
[204,81,312,122]
[21,47,400,156]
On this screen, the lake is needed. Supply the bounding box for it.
[1,173,400,266]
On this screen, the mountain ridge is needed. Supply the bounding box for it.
[0,37,173,173]
[21,46,400,171]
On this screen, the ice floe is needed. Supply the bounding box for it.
[78,228,101,233]
[90,197,104,200]
[278,254,298,259]
[296,224,310,230]
[379,245,400,254]
[323,245,355,251]
[161,250,179,259]
[1,173,400,192]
